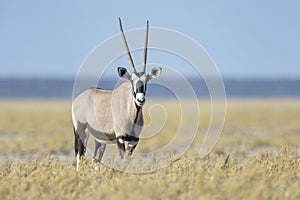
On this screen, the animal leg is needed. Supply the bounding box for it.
[116,136,125,158]
[127,137,139,156]
[94,141,106,162]
[77,133,85,156]
[74,122,87,171]
[73,126,78,156]
[128,141,139,156]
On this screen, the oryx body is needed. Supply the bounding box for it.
[72,18,162,170]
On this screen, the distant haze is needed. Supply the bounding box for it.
[1,78,300,99]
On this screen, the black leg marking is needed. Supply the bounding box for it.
[128,143,137,156]
[94,141,106,162]
[75,122,87,157]
[125,135,139,156]
[73,126,78,156]
[117,136,125,158]
[77,132,85,156]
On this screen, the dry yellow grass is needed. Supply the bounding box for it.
[0,99,299,199]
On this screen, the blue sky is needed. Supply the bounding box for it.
[0,0,299,79]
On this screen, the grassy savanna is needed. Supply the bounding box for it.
[0,99,299,199]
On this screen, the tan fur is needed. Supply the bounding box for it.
[72,81,143,142]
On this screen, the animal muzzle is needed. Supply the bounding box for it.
[135,92,145,106]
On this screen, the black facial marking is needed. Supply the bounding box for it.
[131,81,136,97]
[136,80,145,93]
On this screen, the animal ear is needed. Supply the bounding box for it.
[148,67,162,80]
[117,67,131,80]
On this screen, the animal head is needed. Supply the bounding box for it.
[118,18,162,107]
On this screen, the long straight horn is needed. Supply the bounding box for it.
[142,20,149,73]
[119,17,136,73]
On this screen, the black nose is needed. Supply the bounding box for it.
[137,98,145,103]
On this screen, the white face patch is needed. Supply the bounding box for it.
[131,74,147,92]
[130,73,147,106]
[135,92,145,106]
[131,73,139,92]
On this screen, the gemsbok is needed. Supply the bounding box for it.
[72,18,162,170]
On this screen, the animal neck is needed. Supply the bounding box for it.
[112,81,144,134]
[126,82,143,125]
[114,81,142,120]
[128,87,141,117]
[134,105,141,123]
